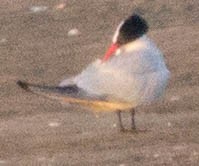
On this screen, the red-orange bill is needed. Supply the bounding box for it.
[102,43,119,62]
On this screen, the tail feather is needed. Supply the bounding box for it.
[17,80,30,91]
[17,80,79,96]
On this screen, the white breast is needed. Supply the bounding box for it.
[73,35,170,105]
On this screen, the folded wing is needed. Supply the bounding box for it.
[17,80,133,112]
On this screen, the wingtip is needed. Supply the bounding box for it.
[17,80,29,91]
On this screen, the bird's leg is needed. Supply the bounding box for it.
[131,108,136,131]
[116,110,125,131]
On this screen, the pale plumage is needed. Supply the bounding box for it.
[18,13,170,131]
[59,14,170,131]
[60,35,170,105]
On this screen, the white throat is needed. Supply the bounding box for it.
[116,35,148,55]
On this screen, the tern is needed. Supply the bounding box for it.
[17,13,170,132]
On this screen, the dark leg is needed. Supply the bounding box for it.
[116,110,125,131]
[131,108,136,130]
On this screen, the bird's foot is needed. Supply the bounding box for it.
[119,128,148,134]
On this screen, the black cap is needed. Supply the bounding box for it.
[117,14,149,45]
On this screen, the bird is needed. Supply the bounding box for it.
[17,13,170,132]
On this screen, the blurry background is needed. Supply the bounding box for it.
[0,0,198,165]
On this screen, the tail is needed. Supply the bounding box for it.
[16,80,134,112]
[17,80,79,95]
[17,80,30,91]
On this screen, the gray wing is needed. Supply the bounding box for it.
[16,80,134,111]
[17,80,105,100]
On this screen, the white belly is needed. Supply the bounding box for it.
[74,58,170,105]
[62,36,170,105]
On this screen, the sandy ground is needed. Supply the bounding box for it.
[0,0,199,165]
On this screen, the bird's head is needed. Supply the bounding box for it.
[102,14,148,62]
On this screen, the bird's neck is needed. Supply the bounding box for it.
[116,35,148,55]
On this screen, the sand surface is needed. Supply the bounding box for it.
[0,0,199,165]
